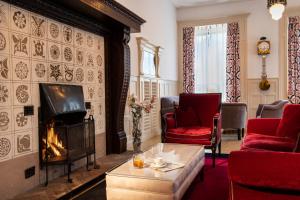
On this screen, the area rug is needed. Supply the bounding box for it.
[183,155,229,200]
[75,155,229,200]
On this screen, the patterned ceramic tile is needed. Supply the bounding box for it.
[0,2,9,28]
[14,131,32,157]
[75,48,84,66]
[48,41,61,62]
[74,29,85,48]
[0,28,9,54]
[86,84,96,100]
[12,57,30,81]
[0,55,10,81]
[10,6,29,33]
[94,115,105,133]
[13,106,32,131]
[97,69,104,84]
[0,82,11,106]
[31,60,47,82]
[95,53,103,68]
[31,38,47,60]
[62,45,73,63]
[87,68,96,83]
[0,134,13,162]
[30,14,47,38]
[86,33,94,49]
[86,52,94,68]
[47,19,61,42]
[97,84,104,98]
[0,107,12,134]
[13,82,31,105]
[11,32,30,57]
[48,62,64,82]
[74,66,85,83]
[63,63,74,83]
[62,24,73,44]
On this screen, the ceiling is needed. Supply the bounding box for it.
[171,0,251,8]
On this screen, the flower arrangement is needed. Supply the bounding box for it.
[128,94,155,152]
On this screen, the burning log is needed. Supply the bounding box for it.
[42,126,66,159]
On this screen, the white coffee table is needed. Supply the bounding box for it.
[106,143,205,200]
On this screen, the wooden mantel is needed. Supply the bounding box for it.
[6,0,145,154]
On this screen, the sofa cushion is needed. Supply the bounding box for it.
[276,104,300,140]
[175,107,200,127]
[241,133,295,152]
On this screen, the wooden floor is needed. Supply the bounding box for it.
[11,133,241,200]
[139,133,242,154]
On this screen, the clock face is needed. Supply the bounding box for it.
[257,41,270,55]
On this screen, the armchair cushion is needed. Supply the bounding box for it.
[167,127,212,140]
[175,107,200,127]
[276,104,300,140]
[241,133,295,152]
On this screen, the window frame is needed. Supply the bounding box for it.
[178,14,249,102]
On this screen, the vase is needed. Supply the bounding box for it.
[132,113,142,153]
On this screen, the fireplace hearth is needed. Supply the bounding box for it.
[39,83,97,185]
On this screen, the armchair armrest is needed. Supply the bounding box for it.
[228,151,300,191]
[247,118,281,136]
[163,112,176,130]
[212,113,221,144]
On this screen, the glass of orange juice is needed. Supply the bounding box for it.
[133,153,144,168]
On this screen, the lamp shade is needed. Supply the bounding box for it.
[267,0,287,20]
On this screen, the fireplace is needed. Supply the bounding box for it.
[39,83,96,185]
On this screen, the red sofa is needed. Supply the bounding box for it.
[228,104,300,199]
[163,93,222,166]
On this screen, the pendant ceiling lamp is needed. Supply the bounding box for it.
[267,0,287,20]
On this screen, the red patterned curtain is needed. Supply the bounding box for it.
[226,22,241,102]
[288,16,300,104]
[183,27,195,93]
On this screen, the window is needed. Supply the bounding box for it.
[194,23,227,101]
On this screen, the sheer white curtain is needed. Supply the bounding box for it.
[194,24,227,101]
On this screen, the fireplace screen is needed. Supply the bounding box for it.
[40,119,95,163]
[38,83,97,185]
[39,117,96,184]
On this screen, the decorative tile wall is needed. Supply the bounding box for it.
[0,0,106,162]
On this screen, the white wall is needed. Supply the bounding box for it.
[177,0,300,79]
[116,0,178,81]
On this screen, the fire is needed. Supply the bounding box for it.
[42,123,65,160]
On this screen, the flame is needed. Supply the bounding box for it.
[43,123,65,159]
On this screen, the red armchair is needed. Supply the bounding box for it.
[228,151,300,200]
[228,104,300,200]
[163,93,222,166]
[241,104,300,152]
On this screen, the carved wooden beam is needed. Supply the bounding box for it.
[80,0,146,33]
